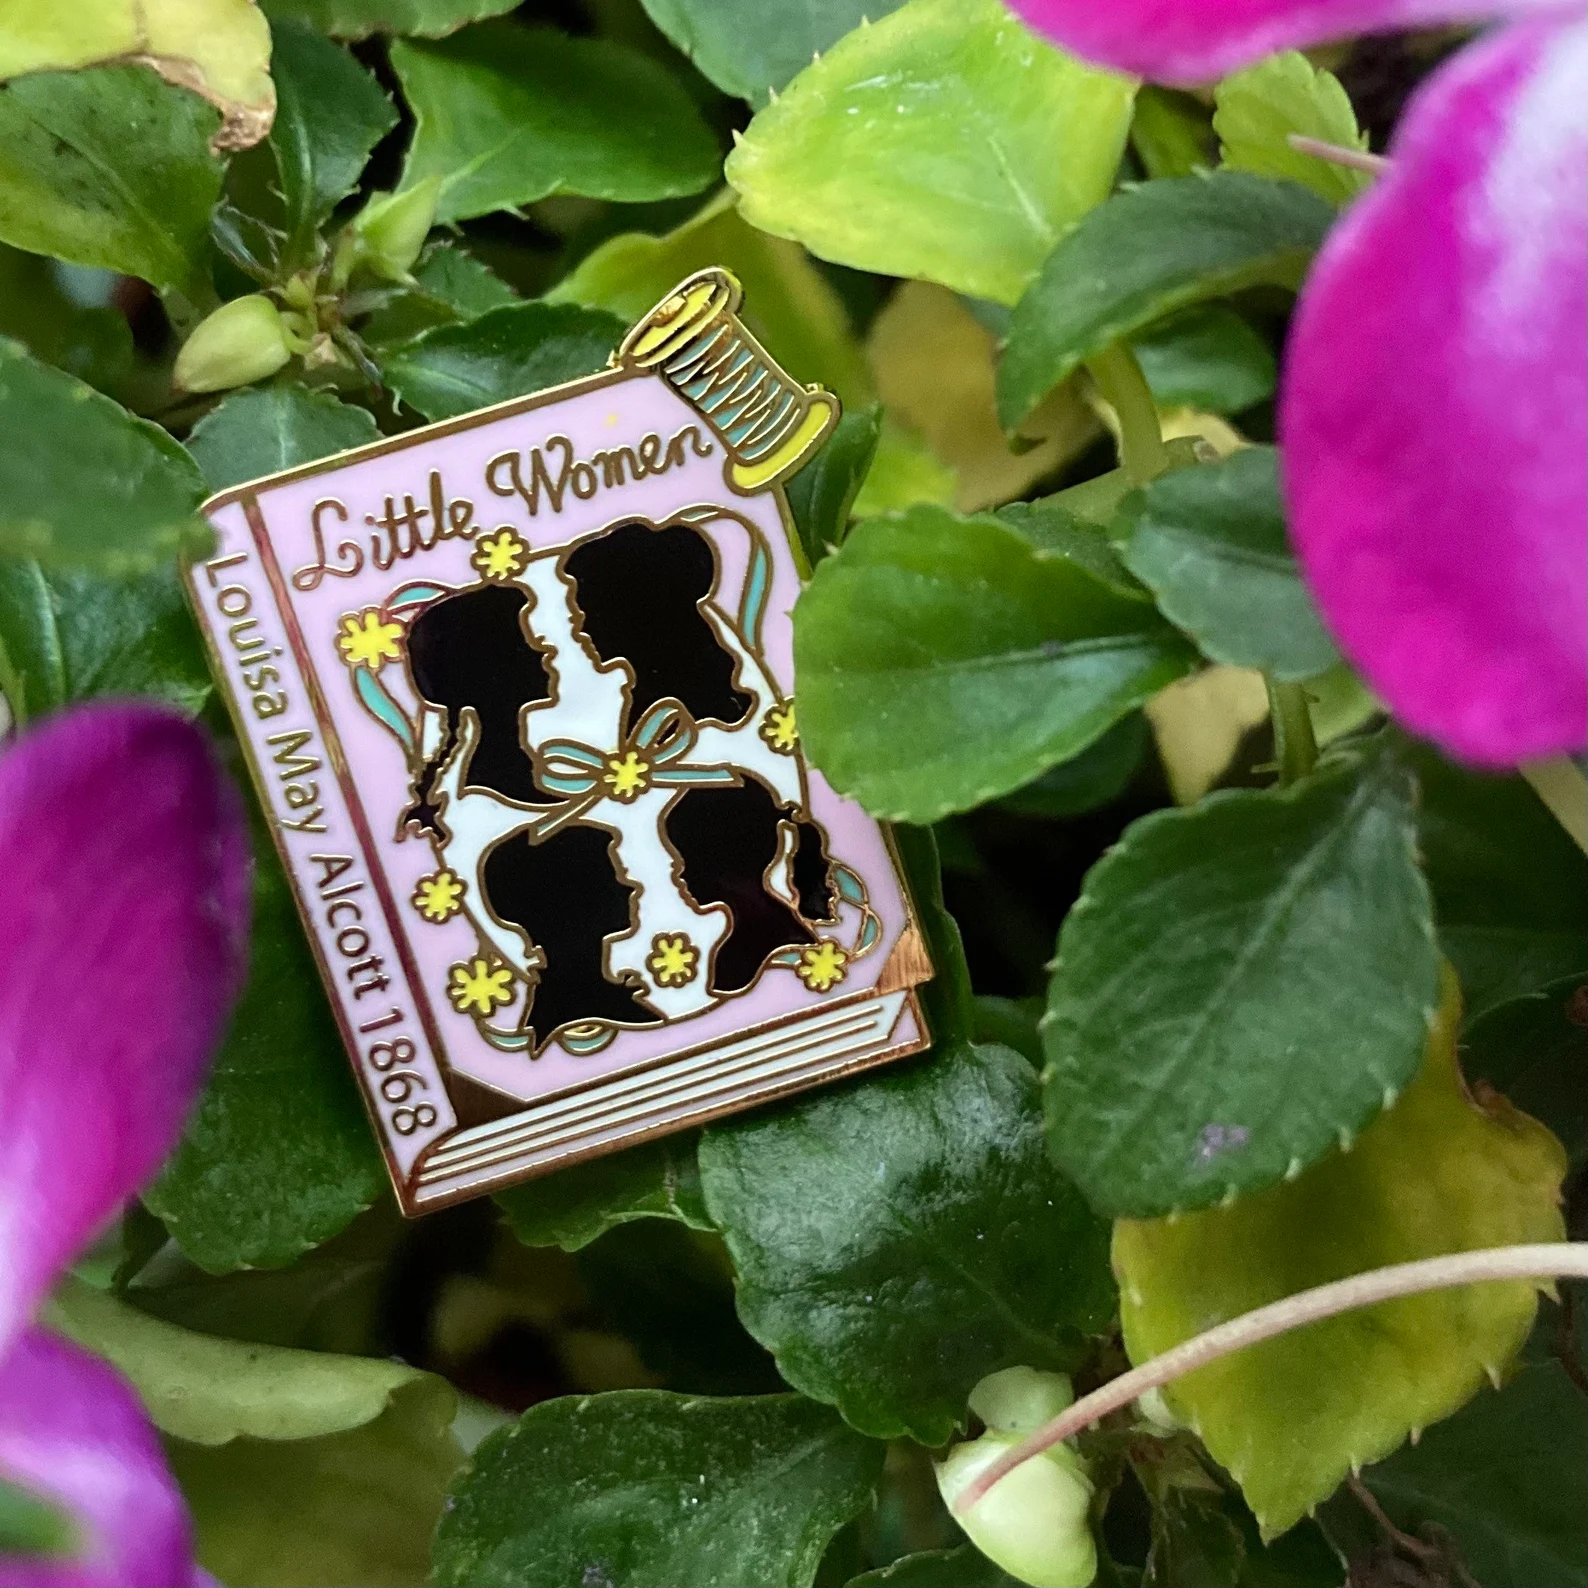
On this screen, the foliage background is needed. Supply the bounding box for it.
[0,2,1583,1585]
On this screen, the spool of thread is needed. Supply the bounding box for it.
[620,268,838,494]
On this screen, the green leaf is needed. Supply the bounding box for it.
[1406,740,1588,1022]
[1130,86,1215,181]
[49,1277,461,1588]
[1462,975,1588,1171]
[378,300,623,421]
[971,995,1045,1067]
[1129,305,1276,414]
[639,0,909,103]
[146,835,386,1271]
[1114,968,1568,1534]
[0,65,222,299]
[185,383,381,492]
[358,238,517,346]
[994,494,1144,597]
[166,1383,461,1588]
[263,0,521,38]
[847,1543,1019,1586]
[1045,746,1441,1218]
[0,241,133,394]
[1361,1361,1588,1588]
[725,0,1137,306]
[1214,52,1370,207]
[0,1478,75,1560]
[50,1276,452,1446]
[391,23,720,225]
[548,191,872,405]
[1115,447,1338,680]
[891,822,974,1042]
[850,422,958,517]
[699,1043,1114,1445]
[0,339,208,572]
[432,1391,883,1588]
[997,172,1333,430]
[786,404,882,567]
[267,18,397,267]
[994,712,1151,820]
[794,503,1196,822]
[496,1133,713,1253]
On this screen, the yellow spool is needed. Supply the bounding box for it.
[620,268,839,494]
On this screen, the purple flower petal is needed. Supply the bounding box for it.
[0,704,251,1355]
[1006,0,1568,82]
[0,1327,201,1588]
[1283,17,1587,764]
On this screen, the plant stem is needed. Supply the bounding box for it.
[1267,677,1318,785]
[1086,344,1170,486]
[952,1242,1588,1515]
[1286,134,1392,177]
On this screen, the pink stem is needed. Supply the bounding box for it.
[1286,134,1392,176]
[953,1243,1588,1515]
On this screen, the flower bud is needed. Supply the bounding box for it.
[349,177,440,284]
[173,295,291,393]
[934,1369,1097,1588]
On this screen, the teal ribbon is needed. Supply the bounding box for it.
[534,700,738,833]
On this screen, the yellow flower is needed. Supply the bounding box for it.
[648,932,699,988]
[760,700,799,754]
[412,869,465,923]
[472,528,527,582]
[337,609,403,670]
[797,939,848,993]
[448,956,515,1016]
[604,750,650,801]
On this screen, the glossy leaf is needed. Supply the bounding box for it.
[1362,1361,1588,1588]
[1214,52,1370,207]
[358,239,517,346]
[0,0,273,152]
[850,423,958,517]
[0,560,210,727]
[1045,746,1440,1217]
[1115,447,1339,680]
[1114,969,1568,1534]
[1129,305,1276,415]
[794,503,1196,822]
[146,834,386,1272]
[0,340,209,572]
[432,1391,883,1588]
[994,713,1151,820]
[699,1043,1114,1445]
[263,0,521,37]
[639,0,909,103]
[890,822,974,1043]
[1407,740,1588,1021]
[378,300,623,421]
[548,192,872,405]
[185,383,381,492]
[496,1134,713,1253]
[786,404,883,567]
[0,65,222,299]
[268,19,397,267]
[726,0,1136,306]
[392,23,720,224]
[997,172,1333,430]
[994,495,1143,597]
[0,242,134,395]
[849,1544,1020,1586]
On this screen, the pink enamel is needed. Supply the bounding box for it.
[1283,16,1587,762]
[0,705,250,1355]
[0,1329,200,1588]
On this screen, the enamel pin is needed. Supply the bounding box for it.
[188,269,933,1215]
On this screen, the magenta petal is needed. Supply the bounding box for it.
[1282,18,1587,764]
[0,704,251,1355]
[0,1328,201,1588]
[1006,0,1567,82]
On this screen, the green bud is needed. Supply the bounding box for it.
[934,1369,1096,1588]
[349,177,440,284]
[173,295,292,393]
